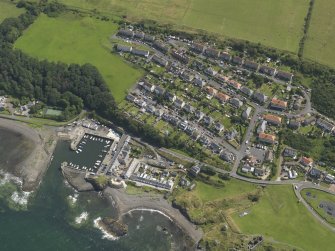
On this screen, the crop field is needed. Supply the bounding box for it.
[301,188,335,225]
[304,0,335,68]
[59,0,309,53]
[233,185,335,251]
[0,1,24,22]
[14,13,143,102]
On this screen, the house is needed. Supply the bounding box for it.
[240,86,254,97]
[126,94,137,103]
[309,168,321,179]
[134,31,145,39]
[242,164,254,173]
[276,71,294,82]
[220,151,235,163]
[154,86,165,96]
[214,122,224,133]
[185,126,195,135]
[300,156,313,167]
[230,98,243,108]
[151,55,169,67]
[210,142,223,154]
[225,129,238,141]
[153,41,169,54]
[180,70,194,82]
[205,48,220,58]
[178,121,188,131]
[117,29,134,38]
[283,148,297,159]
[253,92,268,104]
[170,116,180,126]
[154,109,164,117]
[257,120,267,133]
[189,165,201,176]
[227,80,241,90]
[183,104,195,113]
[191,43,206,53]
[316,119,335,132]
[174,98,185,109]
[270,98,287,110]
[116,44,132,52]
[166,92,176,102]
[254,168,265,176]
[193,77,206,88]
[146,105,156,114]
[220,52,231,62]
[216,74,229,83]
[243,60,259,71]
[242,107,252,120]
[203,116,214,126]
[288,120,300,130]
[144,34,155,42]
[258,132,276,144]
[265,150,274,162]
[302,116,316,126]
[205,67,218,76]
[216,92,231,103]
[171,50,189,64]
[140,81,156,92]
[232,56,243,65]
[131,48,150,58]
[205,86,218,97]
[324,174,335,184]
[263,114,282,126]
[191,130,200,140]
[259,65,276,76]
[195,110,205,120]
[199,135,210,145]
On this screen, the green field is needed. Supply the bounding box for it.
[45,108,62,116]
[14,13,143,102]
[304,0,335,68]
[233,185,335,251]
[301,188,335,225]
[59,0,308,53]
[0,0,24,22]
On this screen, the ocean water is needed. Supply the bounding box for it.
[0,130,189,251]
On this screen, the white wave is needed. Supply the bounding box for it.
[0,170,23,187]
[68,193,79,205]
[75,211,89,224]
[93,217,119,241]
[10,191,31,206]
[125,208,173,222]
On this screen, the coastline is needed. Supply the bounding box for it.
[104,187,203,247]
[0,117,57,191]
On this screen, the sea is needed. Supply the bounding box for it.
[0,128,189,251]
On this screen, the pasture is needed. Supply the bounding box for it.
[304,0,335,68]
[14,13,143,102]
[0,0,24,22]
[233,185,335,251]
[59,0,309,53]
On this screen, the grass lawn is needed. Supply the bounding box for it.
[233,185,335,251]
[304,0,335,68]
[301,188,335,226]
[14,13,143,102]
[0,0,24,22]
[59,0,308,53]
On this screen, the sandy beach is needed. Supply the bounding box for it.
[0,117,57,191]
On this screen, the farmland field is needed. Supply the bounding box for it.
[59,0,309,53]
[304,0,335,68]
[233,185,335,251]
[0,0,24,22]
[14,13,143,102]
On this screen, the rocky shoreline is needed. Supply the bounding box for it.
[0,118,57,191]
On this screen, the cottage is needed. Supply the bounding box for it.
[220,52,231,62]
[254,168,265,176]
[193,78,206,88]
[144,34,155,42]
[242,107,252,120]
[195,110,205,120]
[309,168,321,179]
[170,116,180,126]
[300,156,313,167]
[216,92,231,103]
[325,174,335,184]
[216,74,229,83]
[140,81,156,92]
[302,116,316,126]
[253,92,268,104]
[283,148,297,159]
[243,60,259,71]
[230,98,243,108]
[174,98,185,109]
[258,132,276,144]
[178,121,188,131]
[131,48,150,58]
[225,129,238,141]
[153,41,169,54]
[199,135,210,145]
[126,94,137,103]
[146,105,156,114]
[227,80,241,90]
[316,119,335,132]
[117,29,134,38]
[214,122,224,133]
[183,104,195,113]
[205,86,218,97]
[203,116,214,126]
[240,86,254,97]
[171,50,189,64]
[116,44,132,52]
[205,67,218,76]
[134,31,145,40]
[154,109,164,117]
[210,142,222,154]
[288,120,300,130]
[220,151,235,163]
[263,114,282,126]
[151,55,169,67]
[189,165,201,176]
[242,164,255,173]
[231,56,243,65]
[257,120,267,133]
[154,86,165,96]
[180,70,194,82]
[191,43,206,54]
[205,48,220,58]
[276,71,293,82]
[165,92,176,102]
[270,98,287,110]
[259,65,276,76]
